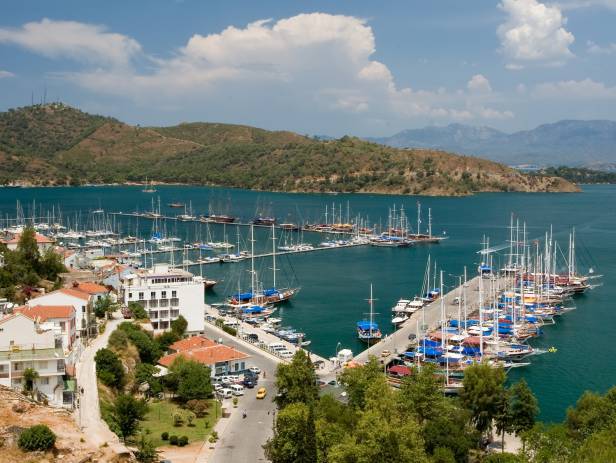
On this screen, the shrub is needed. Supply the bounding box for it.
[186,412,195,427]
[178,435,189,447]
[94,348,125,388]
[232,397,239,408]
[18,424,56,451]
[173,412,184,427]
[169,435,178,445]
[161,431,169,441]
[186,399,209,418]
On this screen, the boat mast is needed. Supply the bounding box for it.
[272,223,277,289]
[428,208,432,238]
[369,284,374,338]
[250,224,255,295]
[417,201,421,236]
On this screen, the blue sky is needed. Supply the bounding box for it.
[1,0,615,136]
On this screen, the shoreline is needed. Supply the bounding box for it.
[0,181,581,196]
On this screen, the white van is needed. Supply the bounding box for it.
[268,342,286,351]
[218,388,233,399]
[230,384,244,396]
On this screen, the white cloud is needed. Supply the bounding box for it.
[0,14,515,129]
[0,18,141,67]
[497,0,575,68]
[467,74,492,93]
[532,78,616,99]
[0,70,14,78]
[587,40,616,55]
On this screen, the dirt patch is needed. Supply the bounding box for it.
[0,386,132,463]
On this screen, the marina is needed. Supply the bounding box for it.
[0,184,613,421]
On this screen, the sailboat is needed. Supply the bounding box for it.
[229,224,300,306]
[357,284,382,344]
[142,177,156,193]
[177,201,196,221]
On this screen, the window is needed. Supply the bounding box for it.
[128,292,133,299]
[161,291,167,298]
[82,306,86,313]
[57,360,65,372]
[138,292,144,299]
[150,291,156,299]
[171,290,177,298]
[40,377,49,385]
[60,321,66,332]
[13,362,23,371]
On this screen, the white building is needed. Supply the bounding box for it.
[27,288,94,338]
[0,312,70,406]
[120,263,205,333]
[16,305,77,353]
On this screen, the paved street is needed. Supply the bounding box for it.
[74,312,127,452]
[200,322,279,463]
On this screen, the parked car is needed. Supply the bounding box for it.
[247,333,259,342]
[218,388,233,399]
[213,383,223,392]
[248,366,261,375]
[230,384,245,396]
[243,378,256,389]
[256,387,267,399]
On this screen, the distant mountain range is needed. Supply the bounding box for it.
[367,121,616,168]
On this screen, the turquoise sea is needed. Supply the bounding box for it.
[1,184,614,422]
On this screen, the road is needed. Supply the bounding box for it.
[74,312,126,452]
[199,322,279,463]
[354,275,510,363]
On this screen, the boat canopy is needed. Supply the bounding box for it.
[242,305,263,314]
[263,288,280,297]
[357,321,379,331]
[233,292,254,300]
[420,347,443,357]
[420,339,441,347]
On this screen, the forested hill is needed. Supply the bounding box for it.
[0,103,578,196]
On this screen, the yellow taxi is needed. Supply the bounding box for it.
[256,387,267,399]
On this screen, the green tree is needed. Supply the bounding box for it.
[134,363,162,397]
[129,302,148,320]
[94,295,113,318]
[274,350,319,409]
[118,322,161,364]
[95,348,125,389]
[494,388,512,452]
[423,405,478,463]
[460,363,506,436]
[17,227,40,271]
[22,367,39,396]
[170,315,188,336]
[169,358,212,403]
[509,379,539,449]
[336,356,382,410]
[156,330,180,351]
[109,393,149,442]
[38,247,66,280]
[565,387,616,440]
[135,434,158,462]
[264,402,318,463]
[397,363,445,423]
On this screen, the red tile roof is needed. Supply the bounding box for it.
[2,232,54,244]
[158,344,249,368]
[16,305,75,321]
[74,282,109,295]
[169,336,217,353]
[57,288,91,301]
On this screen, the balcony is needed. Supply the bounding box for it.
[170,298,180,307]
[149,300,159,308]
[170,310,180,318]
[159,299,169,307]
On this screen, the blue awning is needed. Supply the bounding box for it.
[357,321,379,330]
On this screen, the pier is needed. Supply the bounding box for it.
[353,274,509,364]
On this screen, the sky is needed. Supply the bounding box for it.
[1,0,615,136]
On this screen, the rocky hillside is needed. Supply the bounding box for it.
[0,104,578,195]
[0,386,129,462]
